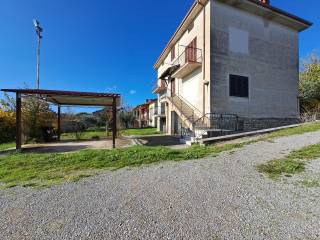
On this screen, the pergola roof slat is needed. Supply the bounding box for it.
[1,89,121,107]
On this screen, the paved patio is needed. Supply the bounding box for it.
[134,135,187,149]
[3,138,133,154]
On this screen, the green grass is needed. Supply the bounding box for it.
[0,142,15,151]
[120,128,160,136]
[61,128,160,141]
[61,130,110,141]
[261,122,320,140]
[0,142,249,188]
[257,143,320,179]
[300,179,320,188]
[2,122,320,188]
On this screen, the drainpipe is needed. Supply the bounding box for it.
[197,0,207,116]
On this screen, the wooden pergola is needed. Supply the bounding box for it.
[1,89,121,150]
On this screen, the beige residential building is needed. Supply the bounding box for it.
[153,0,311,141]
[133,99,157,128]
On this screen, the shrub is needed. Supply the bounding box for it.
[0,110,16,143]
[67,120,86,140]
[299,53,320,114]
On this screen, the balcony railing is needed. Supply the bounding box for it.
[150,106,165,116]
[153,80,167,94]
[155,106,165,116]
[173,47,202,66]
[171,47,202,78]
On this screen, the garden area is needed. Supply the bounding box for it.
[60,127,160,141]
[1,121,320,188]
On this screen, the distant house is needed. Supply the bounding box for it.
[133,99,157,128]
[153,0,312,138]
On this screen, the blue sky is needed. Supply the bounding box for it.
[0,0,318,112]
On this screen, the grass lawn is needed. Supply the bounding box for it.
[0,142,15,151]
[120,128,161,136]
[61,130,110,141]
[1,122,320,189]
[257,143,320,180]
[261,121,320,140]
[61,128,160,141]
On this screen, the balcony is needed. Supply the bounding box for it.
[154,105,166,117]
[153,80,167,94]
[172,47,202,79]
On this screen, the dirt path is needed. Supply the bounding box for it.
[1,131,320,239]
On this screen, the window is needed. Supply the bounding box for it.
[171,46,175,61]
[229,74,249,98]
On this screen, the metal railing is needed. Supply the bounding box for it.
[153,81,167,93]
[170,94,204,122]
[173,47,202,67]
[192,113,239,136]
[153,106,166,116]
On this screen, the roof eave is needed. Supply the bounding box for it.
[154,0,312,69]
[154,0,208,69]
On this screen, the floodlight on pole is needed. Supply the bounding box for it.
[33,19,43,89]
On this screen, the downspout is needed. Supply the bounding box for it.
[197,0,206,115]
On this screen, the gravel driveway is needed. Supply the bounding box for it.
[1,131,320,240]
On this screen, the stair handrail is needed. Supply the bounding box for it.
[157,80,206,134]
[167,93,203,120]
[193,112,239,130]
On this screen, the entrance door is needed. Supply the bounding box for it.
[171,111,179,135]
[171,79,176,96]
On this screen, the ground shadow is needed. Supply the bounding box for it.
[21,144,90,153]
[138,135,183,147]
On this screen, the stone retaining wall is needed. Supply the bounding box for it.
[239,118,300,131]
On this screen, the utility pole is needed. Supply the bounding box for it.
[33,19,43,89]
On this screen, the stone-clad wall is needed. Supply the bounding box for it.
[239,118,300,131]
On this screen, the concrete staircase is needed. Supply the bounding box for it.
[171,95,193,117]
[167,94,240,145]
[167,95,207,144]
[169,95,199,130]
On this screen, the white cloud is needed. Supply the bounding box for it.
[129,89,137,95]
[106,85,117,92]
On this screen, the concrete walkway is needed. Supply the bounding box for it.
[10,138,133,153]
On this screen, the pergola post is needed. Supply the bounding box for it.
[16,92,22,150]
[112,97,117,149]
[57,105,61,141]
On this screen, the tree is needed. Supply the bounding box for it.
[119,106,135,129]
[299,53,320,113]
[0,92,56,143]
[22,96,56,142]
[0,109,15,143]
[0,92,16,112]
[0,93,16,143]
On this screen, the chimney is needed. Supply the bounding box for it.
[260,0,270,4]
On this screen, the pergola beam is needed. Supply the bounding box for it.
[16,93,22,150]
[112,97,117,149]
[57,105,61,141]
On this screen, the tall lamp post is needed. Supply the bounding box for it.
[33,19,43,89]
